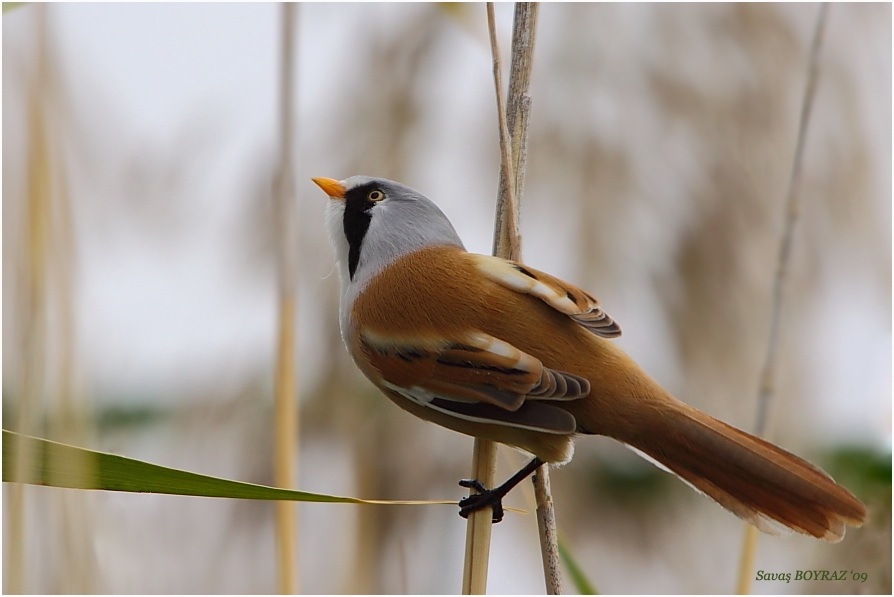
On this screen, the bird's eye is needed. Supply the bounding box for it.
[368,189,385,202]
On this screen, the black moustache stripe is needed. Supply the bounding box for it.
[342,184,379,280]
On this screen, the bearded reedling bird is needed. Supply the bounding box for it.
[313,175,866,541]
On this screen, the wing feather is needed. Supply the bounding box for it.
[360,329,589,433]
[471,254,622,338]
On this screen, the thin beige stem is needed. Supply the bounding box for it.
[7,7,52,592]
[462,438,498,594]
[487,2,521,263]
[533,466,562,594]
[752,2,829,438]
[504,3,538,212]
[273,3,299,594]
[498,2,562,591]
[736,4,829,594]
[463,4,545,594]
[499,5,561,592]
[735,525,759,594]
[462,5,515,594]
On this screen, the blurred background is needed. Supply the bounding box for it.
[2,2,891,594]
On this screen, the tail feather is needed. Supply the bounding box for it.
[618,402,866,542]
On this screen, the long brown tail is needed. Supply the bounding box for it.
[606,399,867,542]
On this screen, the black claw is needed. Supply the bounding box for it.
[459,478,487,493]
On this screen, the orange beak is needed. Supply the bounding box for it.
[312,177,346,199]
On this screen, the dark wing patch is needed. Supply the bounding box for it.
[428,398,578,434]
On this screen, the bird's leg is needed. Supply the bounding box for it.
[458,457,545,523]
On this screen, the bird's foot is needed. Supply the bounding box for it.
[458,479,505,523]
[456,458,545,524]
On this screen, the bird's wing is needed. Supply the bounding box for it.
[358,328,584,434]
[471,254,622,338]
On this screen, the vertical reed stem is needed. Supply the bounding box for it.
[462,5,514,594]
[462,438,499,594]
[534,465,562,594]
[273,3,299,593]
[7,7,52,591]
[463,3,547,594]
[736,4,829,593]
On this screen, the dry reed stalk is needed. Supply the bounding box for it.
[735,4,830,593]
[498,5,563,593]
[273,3,299,593]
[7,7,53,591]
[463,3,548,594]
[488,3,521,263]
[462,438,499,594]
[502,3,537,215]
[533,466,561,594]
[462,5,513,594]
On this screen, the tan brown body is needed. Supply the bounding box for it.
[348,245,866,541]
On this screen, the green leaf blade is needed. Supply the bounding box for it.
[3,430,365,504]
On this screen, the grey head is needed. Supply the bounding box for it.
[323,175,466,295]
